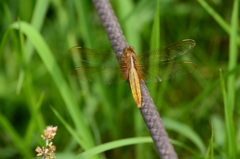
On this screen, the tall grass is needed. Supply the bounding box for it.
[0,0,239,159]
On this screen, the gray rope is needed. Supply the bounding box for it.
[92,0,128,58]
[92,0,178,158]
[140,82,178,159]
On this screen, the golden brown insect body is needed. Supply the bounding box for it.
[120,46,143,108]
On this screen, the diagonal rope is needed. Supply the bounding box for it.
[92,0,178,158]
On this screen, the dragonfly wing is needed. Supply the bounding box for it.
[69,46,118,65]
[140,61,197,82]
[139,39,196,63]
[71,66,126,84]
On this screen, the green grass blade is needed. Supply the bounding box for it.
[15,18,26,95]
[0,2,19,63]
[24,92,45,148]
[10,21,95,149]
[74,137,152,159]
[16,1,50,94]
[148,0,168,109]
[227,0,239,111]
[150,0,160,50]
[25,0,50,62]
[226,1,239,157]
[51,106,88,150]
[219,69,237,159]
[117,0,141,51]
[163,118,206,154]
[17,19,43,149]
[204,124,214,159]
[121,0,150,24]
[196,0,229,34]
[74,0,94,47]
[181,64,240,119]
[170,139,199,156]
[197,0,240,45]
[0,112,32,158]
[74,136,198,159]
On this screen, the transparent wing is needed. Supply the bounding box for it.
[71,66,126,84]
[139,61,197,82]
[138,39,196,63]
[69,46,118,65]
[69,39,197,83]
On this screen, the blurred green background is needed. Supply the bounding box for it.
[0,0,239,158]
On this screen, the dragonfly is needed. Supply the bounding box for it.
[69,39,197,108]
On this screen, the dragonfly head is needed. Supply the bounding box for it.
[123,46,135,56]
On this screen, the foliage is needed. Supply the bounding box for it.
[0,0,239,158]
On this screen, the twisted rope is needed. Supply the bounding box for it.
[92,0,178,158]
